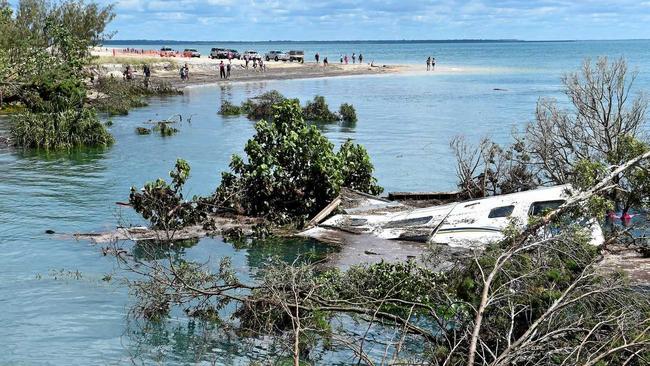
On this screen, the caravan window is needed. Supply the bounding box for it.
[488,205,515,218]
[529,200,565,216]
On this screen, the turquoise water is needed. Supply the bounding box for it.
[2,40,650,364]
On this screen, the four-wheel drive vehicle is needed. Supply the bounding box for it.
[160,47,176,57]
[265,50,289,61]
[288,50,304,62]
[183,49,201,58]
[209,48,225,59]
[226,49,241,59]
[210,48,240,59]
[242,50,261,61]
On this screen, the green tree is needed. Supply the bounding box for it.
[216,100,382,224]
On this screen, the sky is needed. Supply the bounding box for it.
[11,0,650,41]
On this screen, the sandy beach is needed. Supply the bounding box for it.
[91,47,411,88]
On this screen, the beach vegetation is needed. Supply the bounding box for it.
[214,100,382,224]
[338,102,357,122]
[129,159,210,233]
[0,0,115,149]
[218,90,359,124]
[302,95,339,122]
[91,76,181,116]
[10,108,113,149]
[219,100,242,116]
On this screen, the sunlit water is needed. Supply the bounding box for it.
[2,40,650,364]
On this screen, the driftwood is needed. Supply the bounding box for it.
[74,215,263,243]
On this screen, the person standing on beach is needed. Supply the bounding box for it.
[432,57,436,71]
[359,53,363,64]
[226,62,231,78]
[426,57,431,71]
[352,53,356,63]
[323,57,328,66]
[219,61,226,79]
[344,55,348,64]
[245,55,249,68]
[340,55,343,63]
[259,58,265,72]
[143,64,151,87]
[315,53,320,63]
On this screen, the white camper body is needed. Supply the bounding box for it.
[301,185,604,248]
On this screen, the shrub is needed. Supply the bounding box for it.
[129,159,209,231]
[135,127,151,135]
[338,140,383,195]
[338,103,357,123]
[219,100,242,116]
[215,100,382,224]
[302,95,339,122]
[92,77,181,116]
[10,108,113,149]
[240,90,289,120]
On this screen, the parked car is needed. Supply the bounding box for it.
[160,47,176,57]
[210,48,240,59]
[226,49,241,59]
[183,48,201,58]
[242,50,261,61]
[265,50,289,61]
[209,48,225,59]
[288,50,304,62]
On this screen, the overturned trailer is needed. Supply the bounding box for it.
[301,185,604,250]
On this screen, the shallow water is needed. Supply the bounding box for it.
[2,40,650,364]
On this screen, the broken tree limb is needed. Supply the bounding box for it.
[465,150,650,366]
[306,196,341,229]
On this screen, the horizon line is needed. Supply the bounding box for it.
[103,38,650,44]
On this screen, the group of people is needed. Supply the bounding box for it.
[315,52,364,66]
[426,56,436,71]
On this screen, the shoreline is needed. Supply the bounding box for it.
[90,48,513,89]
[92,48,410,88]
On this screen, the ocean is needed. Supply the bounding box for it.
[2,39,650,364]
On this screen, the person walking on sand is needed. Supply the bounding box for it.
[245,55,250,69]
[426,56,431,71]
[352,53,356,64]
[315,53,320,64]
[226,62,231,78]
[259,58,265,72]
[359,53,363,64]
[344,55,348,64]
[143,64,151,87]
[219,61,226,79]
[183,64,189,81]
[323,57,328,66]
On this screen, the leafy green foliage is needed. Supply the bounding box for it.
[240,90,290,120]
[337,139,383,195]
[92,76,181,116]
[129,159,209,231]
[218,90,358,124]
[10,108,113,149]
[302,95,338,122]
[338,103,357,122]
[216,100,382,224]
[219,100,242,116]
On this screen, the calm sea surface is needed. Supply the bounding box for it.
[2,40,650,364]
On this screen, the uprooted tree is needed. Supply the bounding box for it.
[117,160,650,365]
